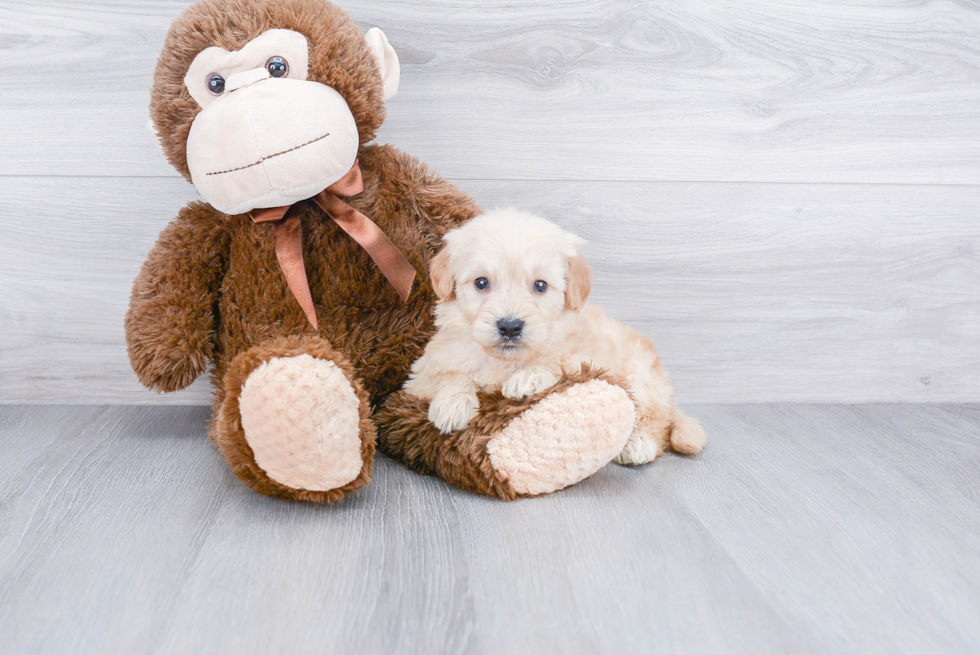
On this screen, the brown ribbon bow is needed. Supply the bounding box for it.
[250,160,416,330]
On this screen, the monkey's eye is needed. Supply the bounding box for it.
[207,74,225,95]
[474,277,490,291]
[266,56,289,78]
[533,280,548,293]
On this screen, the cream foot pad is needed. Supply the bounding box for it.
[239,354,364,491]
[486,380,635,496]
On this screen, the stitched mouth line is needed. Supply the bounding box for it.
[206,132,330,176]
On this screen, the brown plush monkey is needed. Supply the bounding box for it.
[129,0,636,502]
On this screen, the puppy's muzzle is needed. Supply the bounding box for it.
[496,317,524,340]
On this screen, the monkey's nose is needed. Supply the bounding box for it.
[225,67,271,93]
[496,317,524,340]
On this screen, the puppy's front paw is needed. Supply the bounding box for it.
[429,390,480,434]
[502,367,560,399]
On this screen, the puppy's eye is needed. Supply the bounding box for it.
[474,277,490,291]
[533,280,548,293]
[207,73,225,95]
[266,56,289,78]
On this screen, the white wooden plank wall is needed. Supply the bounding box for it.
[0,0,978,404]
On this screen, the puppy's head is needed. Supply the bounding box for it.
[431,208,592,358]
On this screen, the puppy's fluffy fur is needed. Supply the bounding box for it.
[404,208,705,465]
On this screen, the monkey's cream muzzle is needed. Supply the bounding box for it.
[187,76,359,215]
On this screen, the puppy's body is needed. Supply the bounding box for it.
[405,209,705,465]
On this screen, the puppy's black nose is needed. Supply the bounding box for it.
[497,317,524,340]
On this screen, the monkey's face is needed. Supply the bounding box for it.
[180,28,397,215]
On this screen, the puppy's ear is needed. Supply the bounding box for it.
[565,255,592,313]
[429,248,455,302]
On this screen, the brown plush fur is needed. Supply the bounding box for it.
[375,366,629,500]
[215,335,376,502]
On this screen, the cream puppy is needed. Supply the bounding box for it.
[405,208,706,465]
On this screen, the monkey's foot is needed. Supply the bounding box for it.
[214,336,374,502]
[377,368,634,499]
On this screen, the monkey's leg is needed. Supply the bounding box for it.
[376,368,634,499]
[211,335,375,502]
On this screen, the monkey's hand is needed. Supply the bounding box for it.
[125,203,230,392]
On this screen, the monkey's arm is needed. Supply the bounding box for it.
[125,202,230,392]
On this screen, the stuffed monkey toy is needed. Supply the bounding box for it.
[128,0,636,502]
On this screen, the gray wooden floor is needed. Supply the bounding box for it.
[1,404,977,654]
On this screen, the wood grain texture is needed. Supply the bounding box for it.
[2,176,978,404]
[0,404,977,654]
[680,403,980,655]
[0,405,229,654]
[0,0,978,182]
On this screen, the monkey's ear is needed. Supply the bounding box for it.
[429,248,455,302]
[146,119,165,157]
[364,27,400,101]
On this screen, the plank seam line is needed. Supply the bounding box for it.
[2,175,980,189]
